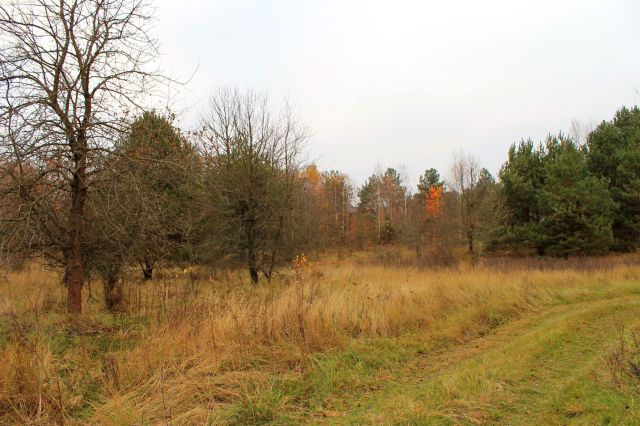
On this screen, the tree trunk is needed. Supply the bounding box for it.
[142,266,152,280]
[140,257,153,280]
[65,241,84,314]
[103,270,122,311]
[263,215,284,283]
[66,172,87,314]
[66,133,88,314]
[467,227,477,267]
[246,228,259,284]
[242,207,260,284]
[248,251,259,284]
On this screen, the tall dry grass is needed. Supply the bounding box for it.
[1,255,640,424]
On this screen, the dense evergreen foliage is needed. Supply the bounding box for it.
[587,107,640,251]
[490,120,636,256]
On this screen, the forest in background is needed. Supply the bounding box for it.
[4,94,640,313]
[1,0,640,316]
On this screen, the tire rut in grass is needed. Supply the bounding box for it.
[334,295,640,425]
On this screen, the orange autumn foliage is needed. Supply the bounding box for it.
[303,164,322,187]
[426,185,443,217]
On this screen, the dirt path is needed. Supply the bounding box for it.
[320,295,640,425]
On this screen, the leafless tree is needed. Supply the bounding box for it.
[568,119,595,145]
[448,151,497,261]
[449,151,482,258]
[321,170,353,246]
[199,88,307,284]
[0,0,163,313]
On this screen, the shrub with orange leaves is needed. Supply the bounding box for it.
[291,253,323,279]
[292,253,309,271]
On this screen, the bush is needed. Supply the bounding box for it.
[604,324,640,388]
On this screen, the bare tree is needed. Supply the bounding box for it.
[448,151,489,259]
[321,170,353,246]
[568,119,595,145]
[0,0,162,313]
[200,89,307,284]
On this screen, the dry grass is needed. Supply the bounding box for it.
[604,322,640,389]
[1,253,640,424]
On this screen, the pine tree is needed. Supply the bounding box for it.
[538,136,614,257]
[493,134,614,256]
[587,106,640,251]
[492,140,545,254]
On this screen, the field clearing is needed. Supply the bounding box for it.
[1,254,640,424]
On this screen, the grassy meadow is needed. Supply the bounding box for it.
[1,250,640,424]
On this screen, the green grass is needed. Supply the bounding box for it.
[225,294,640,425]
[4,261,640,424]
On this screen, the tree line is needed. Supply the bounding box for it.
[1,1,639,314]
[354,107,640,260]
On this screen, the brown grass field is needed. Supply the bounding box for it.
[1,250,640,424]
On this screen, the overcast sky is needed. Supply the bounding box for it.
[152,0,640,188]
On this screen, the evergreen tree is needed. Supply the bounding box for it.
[475,168,499,245]
[417,168,442,194]
[587,106,640,250]
[493,134,614,256]
[87,111,201,308]
[492,140,545,254]
[538,136,614,257]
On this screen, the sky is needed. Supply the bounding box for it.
[152,0,640,189]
